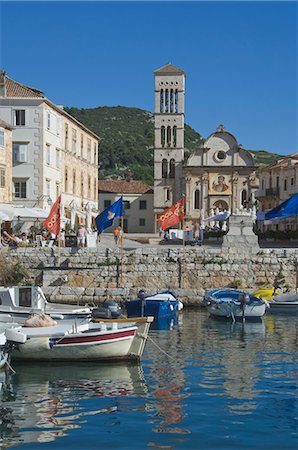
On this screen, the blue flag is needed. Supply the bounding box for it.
[95,196,124,233]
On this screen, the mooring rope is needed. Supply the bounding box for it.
[146,334,176,361]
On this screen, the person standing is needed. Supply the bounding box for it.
[113,227,120,245]
[77,225,87,248]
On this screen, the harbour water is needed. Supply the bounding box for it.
[0,309,297,449]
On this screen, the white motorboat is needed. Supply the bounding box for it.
[0,333,9,369]
[5,316,153,362]
[252,287,298,313]
[203,289,269,320]
[0,285,91,320]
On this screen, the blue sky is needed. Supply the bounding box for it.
[0,1,297,155]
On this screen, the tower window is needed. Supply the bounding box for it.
[161,126,165,147]
[162,159,168,178]
[170,89,174,113]
[175,89,178,113]
[167,126,171,147]
[160,90,164,113]
[173,126,177,147]
[165,90,169,113]
[169,159,175,178]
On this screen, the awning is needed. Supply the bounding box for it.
[0,204,48,221]
[203,211,230,222]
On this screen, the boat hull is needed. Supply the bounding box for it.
[126,291,181,319]
[206,302,267,320]
[10,328,137,361]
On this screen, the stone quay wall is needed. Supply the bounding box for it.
[3,246,298,306]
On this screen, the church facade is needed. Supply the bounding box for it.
[153,64,259,228]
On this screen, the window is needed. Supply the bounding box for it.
[0,168,5,188]
[14,110,25,126]
[161,126,165,147]
[47,112,51,129]
[139,200,147,210]
[56,117,61,136]
[73,170,76,193]
[162,159,168,178]
[261,179,265,190]
[56,183,60,198]
[65,169,68,192]
[88,176,91,197]
[81,173,84,197]
[46,144,51,165]
[13,143,27,163]
[65,123,69,149]
[291,177,294,186]
[87,139,91,162]
[80,134,84,157]
[72,128,77,153]
[123,200,131,210]
[276,176,279,187]
[93,143,97,165]
[139,218,146,227]
[104,200,111,209]
[216,151,226,161]
[169,159,175,178]
[46,179,50,197]
[14,180,27,198]
[94,177,97,200]
[241,190,247,207]
[0,129,4,147]
[56,148,60,168]
[284,179,288,191]
[165,188,170,202]
[173,126,177,147]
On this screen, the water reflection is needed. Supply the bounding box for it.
[0,362,147,448]
[0,311,297,450]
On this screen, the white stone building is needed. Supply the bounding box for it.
[153,64,259,229]
[0,118,13,203]
[256,153,298,232]
[0,71,99,223]
[98,179,154,233]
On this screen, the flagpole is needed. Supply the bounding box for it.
[120,214,124,285]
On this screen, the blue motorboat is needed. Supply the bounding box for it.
[202,288,269,321]
[126,290,183,320]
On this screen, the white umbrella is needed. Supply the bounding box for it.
[0,212,9,221]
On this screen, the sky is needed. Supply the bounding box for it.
[0,1,297,155]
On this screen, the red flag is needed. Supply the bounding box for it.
[159,197,185,231]
[43,195,61,236]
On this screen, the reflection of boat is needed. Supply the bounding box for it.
[253,287,298,313]
[126,290,183,320]
[5,316,153,361]
[0,332,9,369]
[0,361,147,447]
[0,285,91,320]
[203,289,268,320]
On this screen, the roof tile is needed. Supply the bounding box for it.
[98,179,153,194]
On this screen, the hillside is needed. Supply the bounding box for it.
[65,106,282,184]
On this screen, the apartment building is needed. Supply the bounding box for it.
[0,118,13,203]
[256,153,298,231]
[98,178,154,233]
[0,71,99,221]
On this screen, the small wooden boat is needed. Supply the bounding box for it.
[0,286,92,320]
[203,289,269,321]
[252,287,298,313]
[125,290,183,320]
[5,316,153,362]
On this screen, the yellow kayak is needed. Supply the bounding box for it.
[252,287,275,301]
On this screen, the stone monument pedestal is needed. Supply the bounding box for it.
[222,210,259,250]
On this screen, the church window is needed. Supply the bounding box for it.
[169,159,175,178]
[161,126,165,147]
[241,190,247,207]
[194,190,200,209]
[166,188,170,201]
[216,151,226,161]
[167,126,171,147]
[162,159,168,178]
[165,90,169,112]
[160,90,164,113]
[173,126,177,147]
[175,89,178,113]
[170,89,174,113]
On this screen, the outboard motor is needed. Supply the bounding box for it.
[239,292,249,322]
[91,300,122,320]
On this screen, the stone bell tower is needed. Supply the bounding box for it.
[153,64,185,227]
